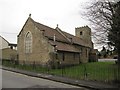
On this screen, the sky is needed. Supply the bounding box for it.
[1,0,100,49]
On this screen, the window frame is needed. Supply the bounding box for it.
[24,31,32,54]
[80,31,83,35]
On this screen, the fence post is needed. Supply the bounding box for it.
[33,61,35,69]
[13,60,15,68]
[84,64,87,80]
[61,65,64,77]
[46,61,49,74]
[23,60,25,69]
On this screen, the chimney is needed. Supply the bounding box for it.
[53,34,56,42]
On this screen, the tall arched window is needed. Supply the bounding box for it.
[25,32,32,53]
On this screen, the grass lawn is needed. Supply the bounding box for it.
[2,60,120,82]
[49,62,120,82]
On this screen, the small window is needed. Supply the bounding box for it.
[80,31,83,35]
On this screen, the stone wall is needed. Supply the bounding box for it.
[2,48,17,60]
[18,18,53,65]
[75,26,93,48]
[0,36,9,49]
[17,17,97,67]
[57,51,80,65]
[89,49,98,62]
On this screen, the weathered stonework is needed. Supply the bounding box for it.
[2,48,17,60]
[17,16,98,68]
[18,18,53,65]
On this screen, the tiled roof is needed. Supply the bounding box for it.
[61,30,87,47]
[34,21,90,47]
[49,40,80,53]
[32,18,92,52]
[34,22,70,43]
[19,17,92,52]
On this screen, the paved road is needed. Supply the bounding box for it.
[98,59,117,62]
[2,69,88,89]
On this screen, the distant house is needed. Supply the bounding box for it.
[17,15,97,68]
[2,48,17,61]
[0,35,9,49]
[0,35,17,60]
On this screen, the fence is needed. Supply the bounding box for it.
[2,59,120,84]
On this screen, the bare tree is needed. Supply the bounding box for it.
[83,0,120,63]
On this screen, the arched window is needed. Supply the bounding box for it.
[25,32,32,53]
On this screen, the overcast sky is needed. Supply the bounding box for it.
[1,0,101,49]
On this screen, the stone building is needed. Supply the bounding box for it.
[17,15,97,68]
[0,35,9,49]
[2,48,17,60]
[0,36,17,60]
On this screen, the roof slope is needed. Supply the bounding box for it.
[18,17,92,52]
[34,20,91,47]
[34,22,69,43]
[49,40,80,53]
[0,35,9,44]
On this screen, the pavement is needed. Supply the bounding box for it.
[98,59,117,62]
[2,66,120,90]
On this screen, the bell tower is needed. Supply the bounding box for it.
[75,26,93,48]
[75,26,91,43]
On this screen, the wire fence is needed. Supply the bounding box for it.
[2,59,120,84]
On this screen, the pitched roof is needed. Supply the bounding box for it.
[34,22,69,43]
[57,28,87,46]
[34,20,91,47]
[19,17,92,53]
[32,18,93,51]
[49,40,80,53]
[0,35,9,44]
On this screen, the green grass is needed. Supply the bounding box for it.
[49,62,120,82]
[2,60,120,83]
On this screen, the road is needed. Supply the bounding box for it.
[2,69,88,89]
[98,59,117,62]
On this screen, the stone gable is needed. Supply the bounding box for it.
[17,15,98,68]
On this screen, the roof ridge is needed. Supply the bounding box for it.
[62,31,75,37]
[55,27,71,43]
[18,17,35,37]
[33,20,70,43]
[34,21,55,30]
[62,31,84,40]
[0,35,9,44]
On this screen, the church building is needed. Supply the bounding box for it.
[17,14,97,68]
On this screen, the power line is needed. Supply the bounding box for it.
[0,32,18,34]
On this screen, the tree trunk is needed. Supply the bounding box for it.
[118,53,120,65]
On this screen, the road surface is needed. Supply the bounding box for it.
[98,59,117,62]
[2,69,88,89]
